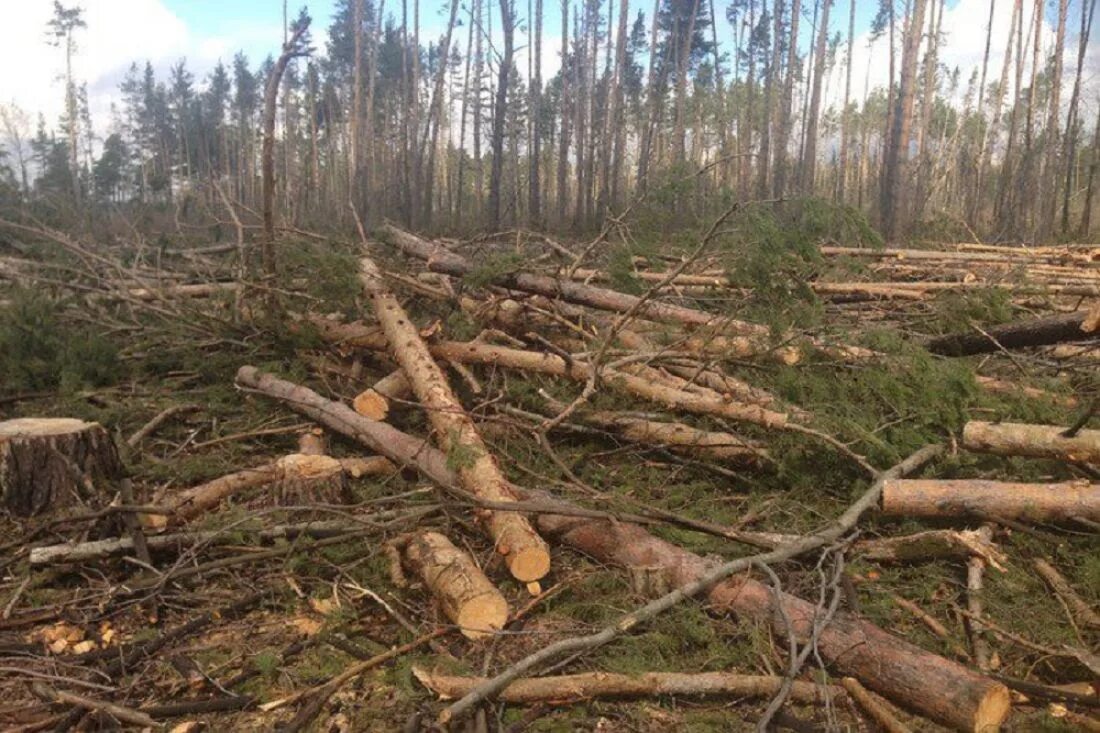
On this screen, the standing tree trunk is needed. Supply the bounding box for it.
[528,0,544,225]
[801,0,832,194]
[975,0,1016,228]
[350,0,364,215]
[488,0,515,229]
[1059,0,1096,232]
[1038,0,1069,238]
[421,0,461,226]
[836,0,856,202]
[599,0,629,215]
[1081,101,1100,236]
[556,0,571,222]
[261,20,310,277]
[772,0,801,197]
[881,0,929,241]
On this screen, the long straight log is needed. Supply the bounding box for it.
[926,310,1098,356]
[881,478,1100,522]
[962,421,1100,463]
[310,317,789,429]
[414,668,840,705]
[358,252,550,583]
[378,224,768,336]
[238,368,1009,732]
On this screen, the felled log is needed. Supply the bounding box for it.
[881,478,1100,522]
[974,376,1078,408]
[1032,558,1100,630]
[239,369,1010,732]
[0,418,123,516]
[962,421,1100,463]
[352,369,412,420]
[855,529,1007,569]
[534,503,1010,732]
[413,668,840,705]
[926,310,1098,356]
[150,455,393,526]
[359,253,550,583]
[311,317,790,429]
[400,532,509,639]
[126,282,240,301]
[540,396,767,466]
[378,224,770,337]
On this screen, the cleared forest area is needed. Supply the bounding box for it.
[1,0,1099,729]
[0,198,1096,731]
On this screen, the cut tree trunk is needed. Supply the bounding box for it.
[378,224,770,338]
[358,253,550,583]
[0,418,123,516]
[353,369,413,421]
[413,668,841,705]
[881,478,1100,522]
[238,367,1011,732]
[962,421,1100,463]
[400,531,509,639]
[310,317,790,429]
[150,455,393,527]
[272,453,351,508]
[926,310,1099,356]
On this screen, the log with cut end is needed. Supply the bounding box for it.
[238,368,1010,732]
[0,418,123,516]
[150,455,394,527]
[881,478,1100,522]
[310,317,790,430]
[273,453,350,507]
[352,369,413,421]
[926,310,1098,356]
[401,532,509,639]
[413,668,840,705]
[378,224,770,337]
[962,421,1100,463]
[358,252,550,583]
[535,506,1011,733]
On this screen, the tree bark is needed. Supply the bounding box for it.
[261,21,310,276]
[925,309,1099,356]
[357,253,550,582]
[962,420,1100,463]
[801,0,832,194]
[0,418,122,517]
[772,0,802,198]
[400,531,509,638]
[487,0,515,229]
[881,478,1100,522]
[414,668,840,704]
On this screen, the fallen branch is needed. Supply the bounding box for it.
[1032,558,1100,630]
[126,404,199,448]
[855,529,1007,569]
[30,683,159,729]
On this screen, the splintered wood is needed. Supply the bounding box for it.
[0,418,122,516]
[357,250,551,583]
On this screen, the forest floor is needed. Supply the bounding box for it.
[0,205,1097,731]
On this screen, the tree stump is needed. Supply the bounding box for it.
[0,418,123,516]
[273,453,351,508]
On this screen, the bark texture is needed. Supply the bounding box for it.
[0,418,123,516]
[414,668,840,704]
[926,310,1098,356]
[962,421,1100,463]
[882,478,1100,522]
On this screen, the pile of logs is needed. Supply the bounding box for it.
[2,224,1097,732]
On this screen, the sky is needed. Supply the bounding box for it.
[0,0,1097,144]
